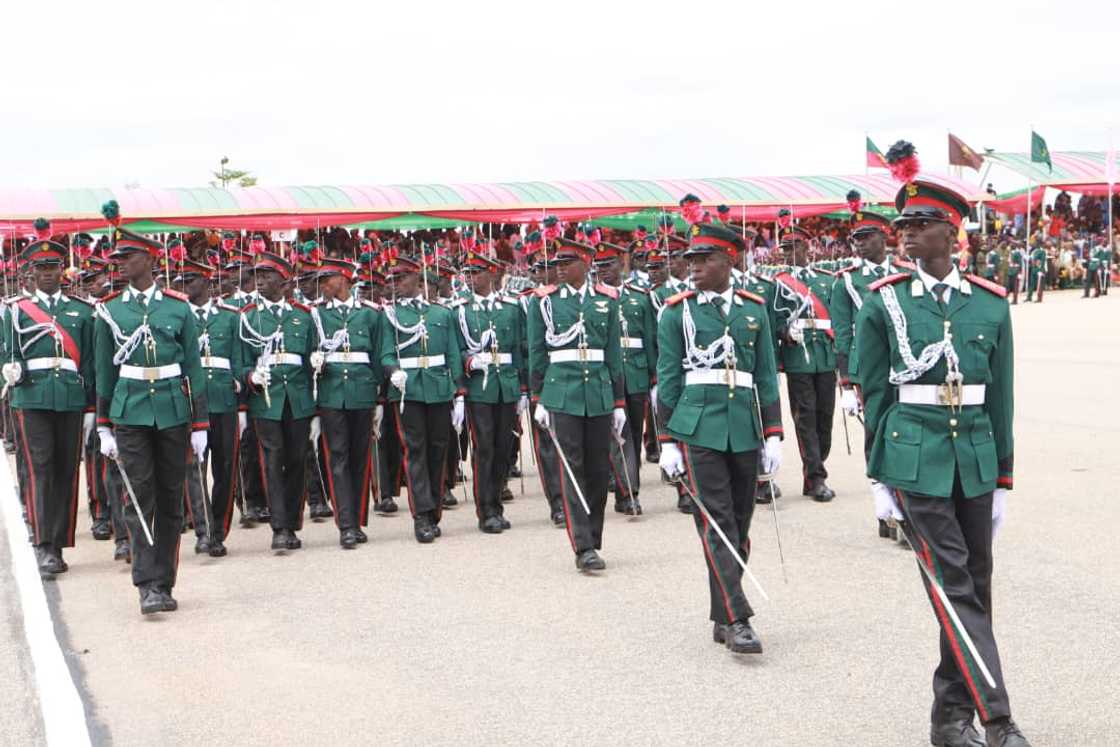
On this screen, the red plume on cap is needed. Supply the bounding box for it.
[542,216,562,242]
[33,218,51,241]
[248,236,266,254]
[846,190,862,213]
[885,140,921,184]
[168,239,187,263]
[679,196,704,226]
[634,225,649,241]
[778,208,792,229]
[587,228,602,246]
[75,242,94,261]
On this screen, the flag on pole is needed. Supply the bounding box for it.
[866,137,888,169]
[1106,144,1116,186]
[948,133,985,170]
[1030,130,1052,173]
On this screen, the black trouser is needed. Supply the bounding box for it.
[466,401,517,521]
[14,409,83,550]
[530,416,564,514]
[894,479,1010,726]
[786,371,836,489]
[1005,274,1020,304]
[185,411,239,542]
[115,423,189,590]
[609,393,646,499]
[377,411,403,501]
[253,403,311,531]
[240,418,267,512]
[552,412,611,554]
[643,398,659,458]
[394,401,451,522]
[86,430,112,529]
[681,444,758,624]
[103,458,129,541]
[319,407,373,531]
[1026,270,1044,301]
[445,421,468,494]
[306,444,328,507]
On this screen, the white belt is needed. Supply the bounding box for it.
[120,363,182,381]
[549,348,604,363]
[793,319,832,331]
[261,353,303,366]
[325,351,371,364]
[621,337,644,349]
[200,356,231,370]
[685,370,754,388]
[25,357,78,373]
[400,354,446,369]
[898,384,986,406]
[492,353,514,365]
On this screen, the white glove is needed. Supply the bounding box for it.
[250,368,271,388]
[97,426,118,459]
[612,407,627,437]
[649,385,658,414]
[451,396,465,433]
[534,403,551,429]
[468,352,492,372]
[190,430,208,462]
[238,412,248,436]
[82,413,95,445]
[517,394,529,416]
[760,435,782,475]
[1,362,21,386]
[372,404,384,438]
[309,415,321,445]
[310,351,325,372]
[839,388,860,416]
[390,369,407,391]
[872,481,904,522]
[992,488,1008,539]
[659,442,685,478]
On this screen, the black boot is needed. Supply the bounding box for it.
[375,497,398,514]
[724,619,762,654]
[479,516,504,534]
[91,519,113,540]
[575,549,606,572]
[930,717,985,747]
[414,515,436,543]
[983,719,1030,746]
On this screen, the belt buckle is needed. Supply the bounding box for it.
[202,356,211,368]
[578,347,588,361]
[145,367,158,381]
[419,355,428,369]
[937,381,962,408]
[51,357,62,370]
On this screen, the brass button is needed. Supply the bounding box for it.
[952,431,958,438]
[977,334,984,340]
[949,418,958,426]
[149,388,155,394]
[729,392,735,399]
[892,431,898,438]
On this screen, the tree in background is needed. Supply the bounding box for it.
[211,156,257,188]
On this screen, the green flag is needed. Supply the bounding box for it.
[1030,130,1052,173]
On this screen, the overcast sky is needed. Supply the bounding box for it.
[2,0,1117,193]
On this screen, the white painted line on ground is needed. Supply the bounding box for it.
[0,456,92,747]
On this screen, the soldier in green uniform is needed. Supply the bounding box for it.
[2,226,96,576]
[829,206,897,536]
[856,177,1029,747]
[527,238,626,572]
[1025,242,1046,302]
[309,257,384,548]
[655,222,783,655]
[379,256,466,543]
[93,224,208,615]
[237,251,316,552]
[1098,241,1112,295]
[983,243,1001,283]
[593,241,656,516]
[76,256,115,541]
[1005,243,1025,304]
[454,254,527,533]
[174,258,244,557]
[773,225,838,501]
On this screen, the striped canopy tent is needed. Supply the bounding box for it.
[984,151,1118,193]
[0,172,982,236]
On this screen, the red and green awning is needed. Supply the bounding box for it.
[984,151,1116,189]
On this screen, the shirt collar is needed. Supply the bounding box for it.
[566,282,588,298]
[331,292,357,310]
[697,287,734,307]
[915,262,961,293]
[261,297,289,313]
[35,289,63,305]
[127,284,158,304]
[189,299,213,315]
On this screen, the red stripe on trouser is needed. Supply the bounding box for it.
[684,444,735,622]
[16,411,39,543]
[86,457,100,519]
[222,427,241,538]
[468,415,481,520]
[320,431,340,528]
[895,488,991,723]
[67,424,82,547]
[552,426,577,552]
[358,443,372,526]
[393,409,418,518]
[530,424,551,501]
[254,428,271,513]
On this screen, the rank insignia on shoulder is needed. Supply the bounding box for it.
[665,290,696,306]
[868,272,912,292]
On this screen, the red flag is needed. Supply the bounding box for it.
[866,137,888,169]
[948,133,985,170]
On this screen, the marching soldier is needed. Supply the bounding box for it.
[593,241,656,516]
[309,257,384,549]
[92,221,208,615]
[1098,241,1112,295]
[527,237,626,572]
[655,222,783,655]
[773,225,838,501]
[238,251,316,552]
[856,176,1029,747]
[379,257,465,544]
[1025,241,1046,303]
[983,243,1001,283]
[454,254,527,533]
[2,224,96,576]
[174,259,244,557]
[1005,243,1025,304]
[77,256,115,541]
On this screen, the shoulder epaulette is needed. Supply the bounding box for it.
[868,272,912,292]
[752,274,774,283]
[518,287,535,297]
[665,290,697,307]
[360,299,380,310]
[594,283,619,299]
[624,283,650,294]
[448,297,467,308]
[813,268,835,277]
[735,289,765,304]
[835,264,859,275]
[965,273,1009,298]
[215,302,239,313]
[894,259,917,270]
[240,302,258,313]
[99,290,123,304]
[533,284,558,298]
[162,288,189,302]
[67,295,93,306]
[290,301,311,313]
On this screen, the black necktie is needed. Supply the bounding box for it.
[873,265,886,278]
[197,309,206,325]
[711,295,726,319]
[933,283,949,310]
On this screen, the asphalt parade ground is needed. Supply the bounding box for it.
[2,289,1118,746]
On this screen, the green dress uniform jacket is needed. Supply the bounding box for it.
[855,272,1014,498]
[983,250,1001,281]
[656,289,782,453]
[237,300,316,421]
[616,283,657,395]
[311,297,384,410]
[224,289,257,310]
[772,267,837,374]
[5,293,95,413]
[829,260,892,387]
[93,287,208,430]
[192,301,244,414]
[453,293,526,404]
[1006,249,1024,277]
[526,282,625,417]
[379,297,465,404]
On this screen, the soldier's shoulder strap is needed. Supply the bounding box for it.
[533,284,558,298]
[240,302,258,313]
[964,273,1009,298]
[894,259,917,271]
[162,288,189,302]
[360,299,380,310]
[868,272,912,292]
[624,282,649,294]
[98,289,123,304]
[215,302,240,313]
[593,282,619,299]
[290,301,312,313]
[665,290,696,307]
[448,297,468,308]
[735,289,765,305]
[66,294,94,307]
[835,264,859,275]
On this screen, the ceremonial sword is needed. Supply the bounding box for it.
[546,424,591,515]
[113,457,155,546]
[612,429,639,521]
[751,386,787,584]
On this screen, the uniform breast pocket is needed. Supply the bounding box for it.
[881,414,922,482]
[970,427,997,482]
[959,323,998,379]
[668,402,703,436]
